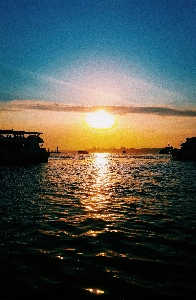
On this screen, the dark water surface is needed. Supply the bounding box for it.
[0,154,196,299]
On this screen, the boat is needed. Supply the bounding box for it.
[50,146,61,154]
[159,144,173,154]
[171,137,196,161]
[0,130,50,165]
[78,150,89,154]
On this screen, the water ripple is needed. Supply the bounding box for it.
[1,154,196,299]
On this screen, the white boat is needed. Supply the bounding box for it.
[171,137,196,161]
[0,130,50,165]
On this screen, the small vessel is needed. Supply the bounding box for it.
[171,137,196,161]
[0,130,50,165]
[159,144,173,154]
[50,146,61,154]
[78,150,89,154]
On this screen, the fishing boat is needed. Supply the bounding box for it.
[171,137,196,161]
[159,144,173,154]
[0,130,50,165]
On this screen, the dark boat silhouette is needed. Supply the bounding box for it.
[0,130,50,165]
[78,150,89,154]
[171,137,196,161]
[159,144,173,154]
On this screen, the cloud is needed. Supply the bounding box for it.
[0,100,91,113]
[1,100,196,117]
[107,106,196,117]
[1,63,193,107]
[41,71,188,107]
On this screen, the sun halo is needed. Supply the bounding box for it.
[85,110,115,129]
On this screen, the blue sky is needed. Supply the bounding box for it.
[1,0,196,107]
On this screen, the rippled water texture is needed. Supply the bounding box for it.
[0,154,196,299]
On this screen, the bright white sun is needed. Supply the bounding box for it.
[85,110,115,129]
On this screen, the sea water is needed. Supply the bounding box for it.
[0,153,196,299]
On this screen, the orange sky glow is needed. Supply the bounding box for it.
[1,1,196,153]
[1,101,196,151]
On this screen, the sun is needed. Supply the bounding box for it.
[85,110,115,129]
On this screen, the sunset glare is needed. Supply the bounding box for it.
[1,0,196,150]
[1,1,196,298]
[85,110,115,129]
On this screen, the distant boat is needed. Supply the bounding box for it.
[171,137,196,161]
[78,150,89,154]
[159,144,173,154]
[0,129,50,165]
[50,146,61,154]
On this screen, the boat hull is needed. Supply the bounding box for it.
[171,150,196,161]
[159,147,173,154]
[0,151,50,166]
[172,154,196,161]
[0,129,50,165]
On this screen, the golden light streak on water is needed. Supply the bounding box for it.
[85,288,105,294]
[80,153,114,221]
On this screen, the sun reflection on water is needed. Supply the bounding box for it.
[94,152,109,165]
[85,288,104,294]
[93,152,110,183]
[80,153,114,220]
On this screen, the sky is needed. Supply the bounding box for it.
[1,0,196,150]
